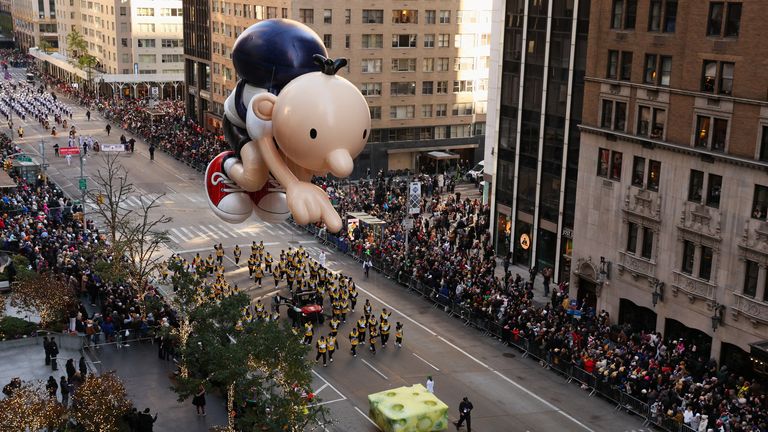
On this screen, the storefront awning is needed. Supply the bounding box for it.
[425,151,460,160]
[386,143,478,155]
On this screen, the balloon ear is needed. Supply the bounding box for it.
[251,93,277,121]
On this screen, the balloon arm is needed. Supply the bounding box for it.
[257,136,300,189]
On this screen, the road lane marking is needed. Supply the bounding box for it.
[353,406,380,430]
[352,283,595,432]
[314,383,329,395]
[311,370,347,401]
[298,240,317,244]
[413,353,440,371]
[169,228,189,243]
[206,224,229,239]
[361,359,388,380]
[180,227,196,241]
[189,226,210,240]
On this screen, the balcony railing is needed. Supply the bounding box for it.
[671,271,717,303]
[731,292,768,326]
[617,251,656,280]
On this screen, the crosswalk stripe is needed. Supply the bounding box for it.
[189,226,210,240]
[207,224,230,239]
[180,227,196,241]
[198,225,217,241]
[169,228,189,243]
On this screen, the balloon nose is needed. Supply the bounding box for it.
[326,149,354,177]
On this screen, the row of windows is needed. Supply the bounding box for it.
[135,7,182,17]
[298,8,473,25]
[368,103,487,120]
[361,80,488,96]
[321,33,491,50]
[136,54,183,64]
[610,0,742,38]
[210,2,286,19]
[133,39,182,48]
[365,123,486,143]
[361,57,491,74]
[599,146,768,219]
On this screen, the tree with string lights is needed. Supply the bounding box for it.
[71,372,133,432]
[0,381,67,431]
[10,272,77,328]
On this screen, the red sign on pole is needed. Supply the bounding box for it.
[59,147,81,156]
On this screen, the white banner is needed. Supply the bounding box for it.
[100,143,126,152]
[408,181,421,215]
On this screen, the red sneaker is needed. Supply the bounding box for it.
[249,177,290,223]
[205,151,252,224]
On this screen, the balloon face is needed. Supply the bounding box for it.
[271,72,371,176]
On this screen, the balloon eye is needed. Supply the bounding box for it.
[310,128,317,139]
[363,130,368,139]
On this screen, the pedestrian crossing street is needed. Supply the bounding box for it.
[165,220,303,245]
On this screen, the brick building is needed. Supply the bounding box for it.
[571,0,768,371]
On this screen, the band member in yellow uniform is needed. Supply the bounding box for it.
[315,335,328,367]
[339,297,350,323]
[380,308,391,323]
[327,334,337,363]
[348,327,359,357]
[205,254,215,275]
[357,316,367,345]
[248,256,257,278]
[395,322,404,348]
[254,263,264,287]
[328,316,340,338]
[363,299,373,321]
[233,245,242,265]
[215,243,224,265]
[264,252,273,273]
[368,323,379,355]
[302,322,314,345]
[380,319,391,348]
[349,283,359,312]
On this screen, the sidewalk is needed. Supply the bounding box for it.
[494,259,554,303]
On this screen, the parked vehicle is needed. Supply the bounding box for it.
[465,161,485,182]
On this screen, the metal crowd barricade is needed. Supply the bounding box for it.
[549,356,571,378]
[568,367,596,393]
[593,379,623,407]
[619,393,651,426]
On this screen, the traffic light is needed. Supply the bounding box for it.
[97,194,105,205]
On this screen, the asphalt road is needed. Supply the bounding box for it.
[7,67,650,432]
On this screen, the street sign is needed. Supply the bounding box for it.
[13,155,32,162]
[59,147,80,156]
[408,181,421,215]
[42,163,49,169]
[78,177,87,190]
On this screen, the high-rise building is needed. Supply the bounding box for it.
[571,0,768,368]
[12,0,58,52]
[29,0,185,99]
[186,1,491,175]
[184,0,213,125]
[487,0,591,282]
[0,0,13,36]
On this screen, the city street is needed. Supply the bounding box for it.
[10,68,650,432]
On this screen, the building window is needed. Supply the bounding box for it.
[436,81,448,94]
[647,160,661,191]
[393,9,418,24]
[323,9,332,24]
[362,9,383,24]
[626,222,638,253]
[323,34,332,49]
[744,260,759,297]
[266,7,276,19]
[701,60,734,95]
[390,105,415,119]
[282,8,288,18]
[607,50,618,79]
[644,54,672,86]
[369,106,381,120]
[345,9,351,24]
[439,10,450,24]
[681,240,695,275]
[641,227,654,259]
[601,99,627,132]
[136,7,154,16]
[360,82,381,97]
[707,1,741,37]
[611,0,637,30]
[706,174,722,208]
[454,57,475,71]
[759,126,768,162]
[699,246,713,281]
[392,34,417,48]
[121,38,127,47]
[299,9,314,24]
[391,58,416,72]
[695,115,728,152]
[422,81,433,95]
[435,104,447,117]
[437,34,450,48]
[648,0,678,32]
[362,34,383,49]
[753,185,768,220]
[345,35,350,49]
[597,148,623,181]
[421,104,432,118]
[119,6,126,15]
[620,51,633,81]
[688,170,704,203]
[452,103,473,116]
[632,156,645,187]
[453,80,474,93]
[637,105,666,139]
[391,82,416,96]
[423,34,434,48]
[436,58,449,71]
[425,10,436,24]
[423,58,434,72]
[361,58,382,73]
[454,34,476,48]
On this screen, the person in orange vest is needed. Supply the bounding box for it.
[348,327,359,357]
[368,323,379,355]
[326,334,337,363]
[302,322,313,345]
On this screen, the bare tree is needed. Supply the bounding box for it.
[87,153,135,245]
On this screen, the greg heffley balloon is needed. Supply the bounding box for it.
[204,19,371,233]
